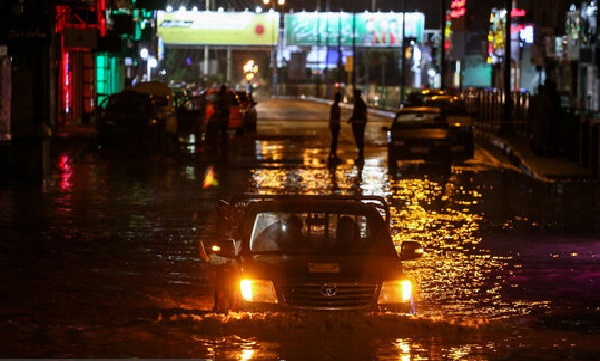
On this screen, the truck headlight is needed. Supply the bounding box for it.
[378,280,413,304]
[239,279,278,303]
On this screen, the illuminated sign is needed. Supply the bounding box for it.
[450,0,466,19]
[520,24,533,44]
[511,8,526,18]
[445,10,452,51]
[284,12,424,47]
[487,9,506,63]
[156,11,278,45]
[487,8,531,63]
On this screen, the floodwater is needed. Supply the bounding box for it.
[0,99,599,359]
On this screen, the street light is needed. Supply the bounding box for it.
[243,60,258,93]
[263,0,285,96]
[140,47,149,81]
[148,57,157,81]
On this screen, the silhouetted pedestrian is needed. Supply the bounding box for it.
[544,80,561,156]
[217,84,231,149]
[530,81,561,156]
[329,92,342,160]
[348,90,368,160]
[529,84,550,155]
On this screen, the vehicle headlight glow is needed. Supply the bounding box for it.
[378,280,413,304]
[239,279,278,303]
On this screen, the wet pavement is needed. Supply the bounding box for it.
[475,131,594,182]
[51,99,596,184]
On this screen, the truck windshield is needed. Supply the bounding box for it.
[249,211,374,254]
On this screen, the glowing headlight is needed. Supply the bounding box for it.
[378,280,413,304]
[239,279,278,303]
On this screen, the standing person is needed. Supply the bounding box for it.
[544,79,562,156]
[217,84,231,150]
[348,89,368,160]
[329,92,342,160]
[529,84,552,155]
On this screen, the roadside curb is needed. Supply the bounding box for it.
[475,130,594,182]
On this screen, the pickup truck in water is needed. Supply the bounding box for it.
[202,194,423,314]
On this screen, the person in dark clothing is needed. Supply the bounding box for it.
[348,90,368,160]
[217,84,231,149]
[544,80,562,156]
[529,84,550,155]
[329,92,342,160]
[529,81,561,156]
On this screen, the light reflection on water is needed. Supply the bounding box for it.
[249,158,550,322]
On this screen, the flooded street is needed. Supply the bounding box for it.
[0,98,599,359]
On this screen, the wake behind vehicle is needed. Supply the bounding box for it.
[384,105,452,170]
[202,194,423,314]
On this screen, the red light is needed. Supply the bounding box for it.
[511,8,526,18]
[99,17,106,36]
[97,0,107,36]
[450,0,466,19]
[57,154,73,192]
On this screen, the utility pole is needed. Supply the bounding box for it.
[501,0,513,135]
[440,0,445,89]
[351,2,356,93]
[316,0,321,98]
[400,0,405,100]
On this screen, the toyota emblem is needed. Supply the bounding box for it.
[321,283,337,297]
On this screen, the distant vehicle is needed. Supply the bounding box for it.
[403,89,452,105]
[236,91,258,132]
[202,194,423,314]
[404,90,475,160]
[95,88,179,155]
[384,106,452,169]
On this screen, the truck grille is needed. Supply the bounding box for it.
[281,283,377,308]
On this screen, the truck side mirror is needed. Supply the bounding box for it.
[207,238,237,259]
[400,240,424,260]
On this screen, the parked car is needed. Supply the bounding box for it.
[236,90,258,131]
[202,194,423,314]
[404,90,475,160]
[96,88,179,155]
[174,92,204,142]
[128,81,178,135]
[384,105,452,169]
